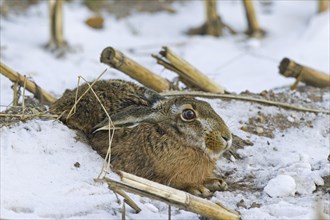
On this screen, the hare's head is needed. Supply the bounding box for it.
[157,96,232,159]
[92,96,232,159]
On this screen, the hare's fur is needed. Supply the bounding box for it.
[91,126,215,191]
[50,79,232,196]
[50,80,161,134]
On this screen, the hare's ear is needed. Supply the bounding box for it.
[142,87,165,104]
[91,105,159,133]
[91,89,164,134]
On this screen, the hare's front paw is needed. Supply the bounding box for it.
[203,178,228,192]
[186,184,213,198]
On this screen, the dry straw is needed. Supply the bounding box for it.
[161,91,330,115]
[62,69,116,178]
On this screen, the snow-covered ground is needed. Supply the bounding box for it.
[1,1,329,219]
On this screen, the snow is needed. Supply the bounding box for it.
[1,1,329,219]
[1,120,114,218]
[264,175,296,198]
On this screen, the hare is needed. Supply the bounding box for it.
[50,79,232,197]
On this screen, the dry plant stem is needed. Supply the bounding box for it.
[0,112,58,120]
[21,76,27,120]
[319,0,329,13]
[75,76,113,121]
[78,79,114,178]
[187,0,236,36]
[99,130,115,179]
[122,202,126,220]
[117,172,240,219]
[152,55,196,89]
[94,178,141,214]
[279,58,330,88]
[290,71,304,90]
[205,0,222,36]
[100,47,171,92]
[48,0,66,48]
[110,187,141,214]
[64,72,114,178]
[13,81,19,106]
[157,47,225,93]
[66,69,107,120]
[242,0,264,37]
[102,171,240,220]
[72,76,81,116]
[161,91,330,115]
[152,54,181,74]
[0,62,57,105]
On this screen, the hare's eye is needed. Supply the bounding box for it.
[181,109,196,121]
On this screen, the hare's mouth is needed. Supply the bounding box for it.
[225,138,232,150]
[204,132,231,159]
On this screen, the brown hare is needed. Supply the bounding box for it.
[50,79,232,197]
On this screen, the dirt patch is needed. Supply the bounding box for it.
[240,112,314,138]
[238,85,328,138]
[226,174,262,193]
[236,199,262,209]
[317,175,330,194]
[241,86,330,110]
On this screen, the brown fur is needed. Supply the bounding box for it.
[50,79,157,134]
[90,123,215,191]
[51,79,232,196]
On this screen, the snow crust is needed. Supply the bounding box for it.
[264,175,296,197]
[1,1,329,219]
